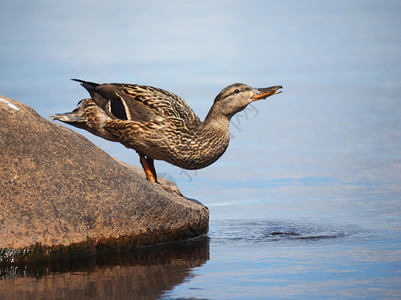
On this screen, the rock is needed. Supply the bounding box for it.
[0,96,209,264]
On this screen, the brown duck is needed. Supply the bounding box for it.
[52,79,282,189]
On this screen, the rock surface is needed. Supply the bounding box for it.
[0,96,208,262]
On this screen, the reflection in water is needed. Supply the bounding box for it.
[0,237,209,299]
[1,220,370,299]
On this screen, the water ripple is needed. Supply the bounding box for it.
[210,219,373,246]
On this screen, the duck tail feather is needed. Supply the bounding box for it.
[50,112,86,123]
[72,79,100,91]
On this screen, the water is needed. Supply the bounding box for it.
[170,220,389,299]
[1,0,401,298]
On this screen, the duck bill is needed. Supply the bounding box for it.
[252,85,283,101]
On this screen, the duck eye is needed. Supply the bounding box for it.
[234,89,240,94]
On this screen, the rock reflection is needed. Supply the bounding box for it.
[0,237,209,300]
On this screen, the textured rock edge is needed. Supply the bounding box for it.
[0,220,209,266]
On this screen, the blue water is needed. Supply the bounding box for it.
[1,0,401,298]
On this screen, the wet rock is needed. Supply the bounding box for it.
[0,96,208,263]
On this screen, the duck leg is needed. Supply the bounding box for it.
[147,157,158,182]
[139,154,157,183]
[138,153,182,195]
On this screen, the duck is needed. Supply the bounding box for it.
[52,79,282,191]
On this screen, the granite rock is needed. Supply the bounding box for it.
[0,96,208,262]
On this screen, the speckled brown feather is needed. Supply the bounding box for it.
[52,80,282,180]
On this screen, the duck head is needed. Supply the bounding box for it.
[210,83,282,120]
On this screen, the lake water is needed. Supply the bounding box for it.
[1,0,401,298]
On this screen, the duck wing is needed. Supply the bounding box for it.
[73,79,201,127]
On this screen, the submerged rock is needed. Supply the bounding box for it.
[0,96,208,264]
